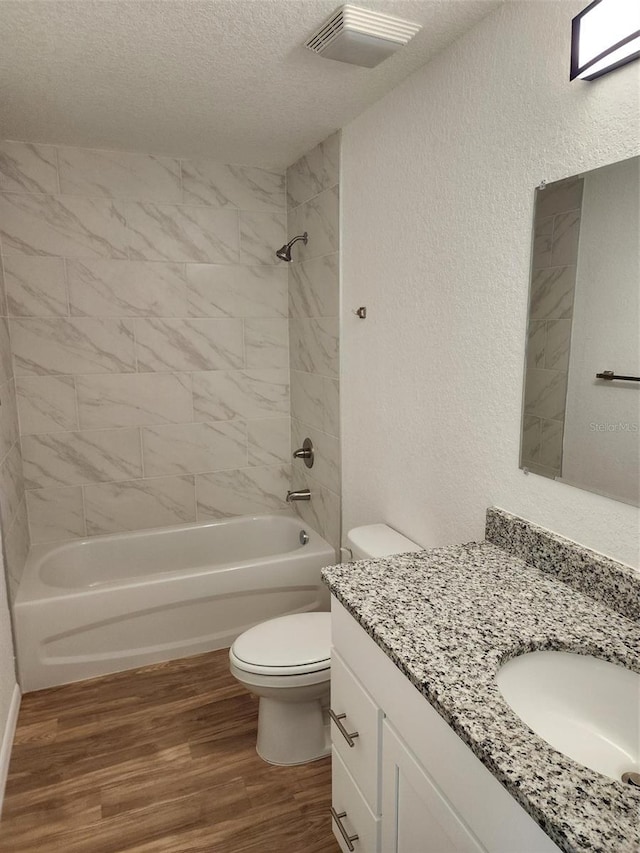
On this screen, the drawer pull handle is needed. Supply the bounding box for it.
[329,709,359,747]
[331,807,359,851]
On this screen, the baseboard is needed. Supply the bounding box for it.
[0,684,21,815]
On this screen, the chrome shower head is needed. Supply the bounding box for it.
[275,232,308,262]
[275,244,293,262]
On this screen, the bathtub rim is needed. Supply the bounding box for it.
[16,511,335,605]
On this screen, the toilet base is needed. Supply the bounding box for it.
[256,696,331,766]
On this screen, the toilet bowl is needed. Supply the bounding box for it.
[229,611,331,766]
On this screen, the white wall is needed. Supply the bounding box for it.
[562,156,639,505]
[341,1,640,568]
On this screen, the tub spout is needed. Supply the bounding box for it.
[286,489,311,502]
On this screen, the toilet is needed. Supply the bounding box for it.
[229,612,331,765]
[346,523,423,561]
[229,524,421,766]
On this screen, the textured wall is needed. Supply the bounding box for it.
[0,141,293,558]
[286,133,341,549]
[341,1,640,567]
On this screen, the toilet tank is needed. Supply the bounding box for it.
[346,524,422,560]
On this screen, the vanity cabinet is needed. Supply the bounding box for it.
[330,597,561,853]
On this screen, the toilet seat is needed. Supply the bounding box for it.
[230,612,331,677]
[230,647,330,677]
[229,654,330,690]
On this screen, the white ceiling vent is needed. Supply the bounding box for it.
[305,5,422,68]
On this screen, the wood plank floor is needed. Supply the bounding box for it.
[1,649,340,852]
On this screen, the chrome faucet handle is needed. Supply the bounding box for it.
[292,437,314,468]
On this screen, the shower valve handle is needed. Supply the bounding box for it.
[292,438,314,468]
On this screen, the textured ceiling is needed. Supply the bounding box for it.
[0,0,500,168]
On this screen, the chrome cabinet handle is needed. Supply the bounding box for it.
[331,807,359,851]
[329,709,359,747]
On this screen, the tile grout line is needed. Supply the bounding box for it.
[289,180,339,213]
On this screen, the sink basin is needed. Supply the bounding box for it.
[496,651,640,782]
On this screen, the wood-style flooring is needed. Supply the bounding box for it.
[0,649,340,852]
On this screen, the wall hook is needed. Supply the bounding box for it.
[354,307,367,319]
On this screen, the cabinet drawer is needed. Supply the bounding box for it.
[332,748,380,853]
[331,650,382,813]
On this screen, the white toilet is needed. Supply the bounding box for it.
[346,523,423,561]
[229,612,332,765]
[229,524,421,766]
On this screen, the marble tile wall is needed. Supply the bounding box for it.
[286,133,341,550]
[0,224,29,600]
[521,176,583,479]
[0,140,292,553]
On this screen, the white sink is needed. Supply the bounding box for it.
[496,651,640,782]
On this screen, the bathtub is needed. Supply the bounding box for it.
[14,513,335,693]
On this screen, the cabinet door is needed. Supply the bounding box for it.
[382,721,487,853]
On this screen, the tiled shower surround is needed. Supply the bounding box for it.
[286,134,341,549]
[522,175,583,479]
[0,252,29,598]
[0,140,294,584]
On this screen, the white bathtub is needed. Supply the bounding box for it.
[14,513,335,692]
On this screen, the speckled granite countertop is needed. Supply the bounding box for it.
[322,523,640,853]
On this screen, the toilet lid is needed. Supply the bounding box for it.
[232,612,331,673]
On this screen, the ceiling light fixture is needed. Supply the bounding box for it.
[570,0,640,80]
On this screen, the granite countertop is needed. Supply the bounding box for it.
[322,538,640,853]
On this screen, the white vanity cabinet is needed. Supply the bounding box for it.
[330,597,561,853]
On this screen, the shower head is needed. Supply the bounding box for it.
[275,232,308,262]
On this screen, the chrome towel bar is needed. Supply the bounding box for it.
[595,371,640,382]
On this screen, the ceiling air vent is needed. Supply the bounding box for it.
[305,4,422,68]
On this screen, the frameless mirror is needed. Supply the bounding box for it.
[519,155,639,506]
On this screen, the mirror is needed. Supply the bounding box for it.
[519,155,639,506]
